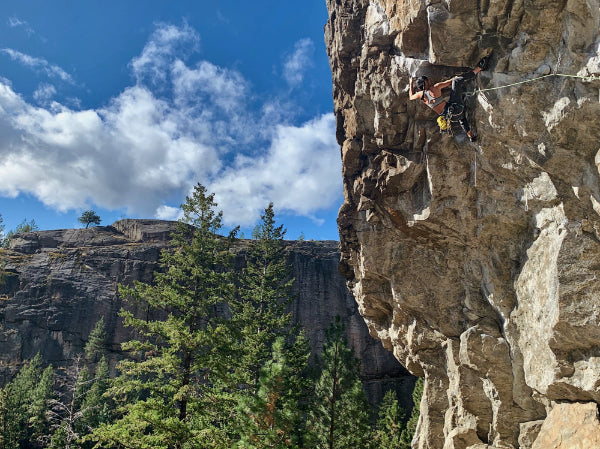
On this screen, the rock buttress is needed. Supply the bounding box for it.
[325,0,600,447]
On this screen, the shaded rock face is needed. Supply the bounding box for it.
[0,219,412,407]
[325,0,600,447]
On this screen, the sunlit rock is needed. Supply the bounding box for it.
[325,0,600,446]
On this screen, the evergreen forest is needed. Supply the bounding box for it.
[0,184,422,449]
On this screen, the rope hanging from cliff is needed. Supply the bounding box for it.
[466,72,600,96]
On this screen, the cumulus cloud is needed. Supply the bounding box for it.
[283,38,314,87]
[172,60,248,114]
[156,205,183,221]
[0,83,219,214]
[209,113,340,225]
[1,49,74,83]
[0,24,340,227]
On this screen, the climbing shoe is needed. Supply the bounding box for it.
[477,55,490,70]
[469,134,477,142]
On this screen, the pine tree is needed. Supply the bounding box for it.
[91,184,238,449]
[306,316,373,449]
[229,203,311,445]
[0,353,54,449]
[79,356,111,435]
[235,337,308,449]
[78,210,101,229]
[2,219,39,248]
[51,357,112,449]
[233,203,295,389]
[399,377,424,449]
[0,388,8,449]
[374,389,406,449]
[84,316,108,363]
[285,330,315,448]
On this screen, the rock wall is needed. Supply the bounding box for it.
[0,219,412,408]
[325,0,600,447]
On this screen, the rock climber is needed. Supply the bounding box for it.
[409,55,491,142]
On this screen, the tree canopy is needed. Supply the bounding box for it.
[78,210,101,228]
[0,185,424,449]
[306,316,373,449]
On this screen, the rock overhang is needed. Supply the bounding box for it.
[326,0,600,447]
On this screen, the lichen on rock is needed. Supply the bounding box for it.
[325,0,600,447]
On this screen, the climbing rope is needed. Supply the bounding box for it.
[466,72,600,96]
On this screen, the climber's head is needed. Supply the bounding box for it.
[415,76,429,91]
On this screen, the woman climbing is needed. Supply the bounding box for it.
[409,54,491,142]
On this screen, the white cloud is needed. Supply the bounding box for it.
[8,16,26,27]
[172,60,248,114]
[7,16,34,35]
[283,38,314,87]
[131,22,200,85]
[0,23,340,227]
[156,205,182,221]
[33,83,56,104]
[0,83,220,214]
[209,113,340,226]
[1,49,74,83]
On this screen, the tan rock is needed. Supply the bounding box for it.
[518,420,544,449]
[532,402,600,449]
[325,0,600,446]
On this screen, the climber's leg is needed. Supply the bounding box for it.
[448,76,467,104]
[448,74,477,141]
[458,70,477,82]
[459,113,477,141]
[458,114,471,134]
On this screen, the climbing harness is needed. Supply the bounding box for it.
[465,72,600,97]
[437,103,465,135]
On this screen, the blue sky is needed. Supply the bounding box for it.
[0,1,342,240]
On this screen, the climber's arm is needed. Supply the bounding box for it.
[436,67,481,88]
[409,78,423,101]
[435,78,453,89]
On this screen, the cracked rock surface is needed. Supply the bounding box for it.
[325,0,600,447]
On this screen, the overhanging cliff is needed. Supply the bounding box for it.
[325,0,600,447]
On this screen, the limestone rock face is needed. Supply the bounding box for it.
[325,0,600,447]
[531,402,600,449]
[0,220,411,406]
